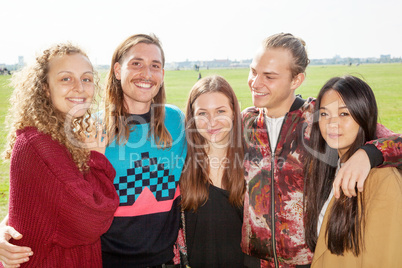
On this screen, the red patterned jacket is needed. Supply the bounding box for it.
[241,97,402,268]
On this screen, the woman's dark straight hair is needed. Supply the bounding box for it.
[304,75,378,255]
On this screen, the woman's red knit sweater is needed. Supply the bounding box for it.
[6,127,119,267]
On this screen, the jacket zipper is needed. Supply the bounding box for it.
[267,113,288,268]
[270,153,278,267]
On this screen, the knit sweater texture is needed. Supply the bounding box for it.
[6,127,119,268]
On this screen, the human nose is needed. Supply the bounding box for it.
[250,74,262,89]
[140,65,152,79]
[327,115,339,129]
[209,115,217,127]
[73,79,84,93]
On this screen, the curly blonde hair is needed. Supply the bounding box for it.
[3,43,100,172]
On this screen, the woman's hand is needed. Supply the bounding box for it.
[333,149,370,198]
[0,226,33,268]
[85,123,108,155]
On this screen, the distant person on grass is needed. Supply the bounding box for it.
[241,33,402,268]
[0,43,119,267]
[0,34,187,268]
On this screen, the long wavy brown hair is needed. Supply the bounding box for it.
[103,33,172,148]
[180,75,245,211]
[3,43,99,172]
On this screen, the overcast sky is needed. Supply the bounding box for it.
[1,0,401,65]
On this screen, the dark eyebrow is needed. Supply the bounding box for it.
[130,57,143,62]
[57,71,93,75]
[263,71,279,76]
[319,105,348,110]
[196,106,228,111]
[57,71,73,75]
[250,66,278,76]
[130,57,162,65]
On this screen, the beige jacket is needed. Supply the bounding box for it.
[312,167,402,268]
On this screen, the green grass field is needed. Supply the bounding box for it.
[0,63,401,218]
[164,64,402,131]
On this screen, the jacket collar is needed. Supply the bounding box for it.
[258,95,306,119]
[289,94,306,113]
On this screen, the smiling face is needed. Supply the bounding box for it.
[193,92,234,147]
[46,53,94,117]
[248,47,304,118]
[114,43,164,114]
[319,89,360,158]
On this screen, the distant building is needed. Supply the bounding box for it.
[380,54,391,63]
[18,56,24,66]
[100,55,402,71]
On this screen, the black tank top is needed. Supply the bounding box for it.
[185,184,246,268]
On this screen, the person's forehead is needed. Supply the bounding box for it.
[194,92,231,108]
[124,43,163,62]
[321,90,346,107]
[48,53,92,73]
[251,47,292,72]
